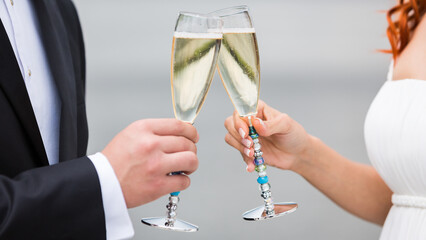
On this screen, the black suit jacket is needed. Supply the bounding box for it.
[0,1,106,239]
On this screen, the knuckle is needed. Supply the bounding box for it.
[188,152,199,169]
[145,159,161,175]
[134,119,149,132]
[140,137,159,153]
[172,120,185,133]
[150,177,165,190]
[224,133,232,144]
[182,138,190,149]
[179,137,195,152]
[185,151,196,161]
[146,154,164,174]
[281,113,292,132]
[278,113,291,129]
[278,113,289,122]
[242,154,252,164]
[224,117,232,128]
[187,141,197,153]
[145,164,157,176]
[181,176,190,190]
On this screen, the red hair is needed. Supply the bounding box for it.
[383,0,426,60]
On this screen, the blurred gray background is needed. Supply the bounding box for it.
[73,0,394,239]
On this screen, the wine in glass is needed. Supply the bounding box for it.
[141,12,222,232]
[211,5,298,221]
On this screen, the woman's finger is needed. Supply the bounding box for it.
[251,101,293,137]
[233,110,250,139]
[240,152,255,172]
[225,133,254,166]
[225,116,252,148]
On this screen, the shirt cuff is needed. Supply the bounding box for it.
[89,152,134,240]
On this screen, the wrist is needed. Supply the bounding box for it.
[290,135,319,175]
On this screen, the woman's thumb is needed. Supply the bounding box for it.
[253,114,291,137]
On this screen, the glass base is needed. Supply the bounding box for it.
[141,217,198,232]
[242,202,298,221]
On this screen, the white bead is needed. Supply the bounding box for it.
[260,183,271,191]
[254,143,261,151]
[261,190,271,199]
[168,211,176,218]
[169,196,179,204]
[265,204,274,210]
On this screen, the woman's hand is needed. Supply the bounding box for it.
[224,100,312,172]
[225,100,393,224]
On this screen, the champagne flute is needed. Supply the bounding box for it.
[141,12,222,232]
[211,5,298,221]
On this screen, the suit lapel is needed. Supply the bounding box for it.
[0,19,49,166]
[33,0,78,162]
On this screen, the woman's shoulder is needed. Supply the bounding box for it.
[392,16,426,81]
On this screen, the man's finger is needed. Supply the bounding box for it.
[143,119,199,143]
[163,151,199,175]
[162,174,191,194]
[159,136,197,154]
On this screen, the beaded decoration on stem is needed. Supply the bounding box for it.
[165,193,179,227]
[166,174,182,227]
[141,175,198,232]
[242,116,298,221]
[248,117,275,216]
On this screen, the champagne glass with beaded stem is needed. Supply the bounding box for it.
[211,5,298,221]
[141,12,222,232]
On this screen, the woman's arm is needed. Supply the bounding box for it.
[224,100,392,225]
[296,136,392,225]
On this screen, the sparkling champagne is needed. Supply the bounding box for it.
[217,28,260,117]
[171,32,221,123]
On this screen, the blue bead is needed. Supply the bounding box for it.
[257,176,269,184]
[254,157,264,165]
[249,126,256,135]
[170,191,180,196]
[250,134,259,139]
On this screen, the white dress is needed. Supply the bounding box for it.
[364,63,426,239]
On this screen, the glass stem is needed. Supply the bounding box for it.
[165,122,192,226]
[166,172,181,226]
[165,192,180,226]
[248,116,275,216]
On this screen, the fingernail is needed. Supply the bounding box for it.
[246,165,249,172]
[239,128,246,139]
[244,148,251,157]
[242,138,252,148]
[256,118,265,128]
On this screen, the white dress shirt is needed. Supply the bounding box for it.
[0,1,133,239]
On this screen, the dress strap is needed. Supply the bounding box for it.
[387,60,394,82]
[392,194,426,209]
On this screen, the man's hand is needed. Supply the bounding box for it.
[102,119,199,208]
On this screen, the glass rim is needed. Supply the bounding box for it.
[209,5,249,18]
[178,11,221,21]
